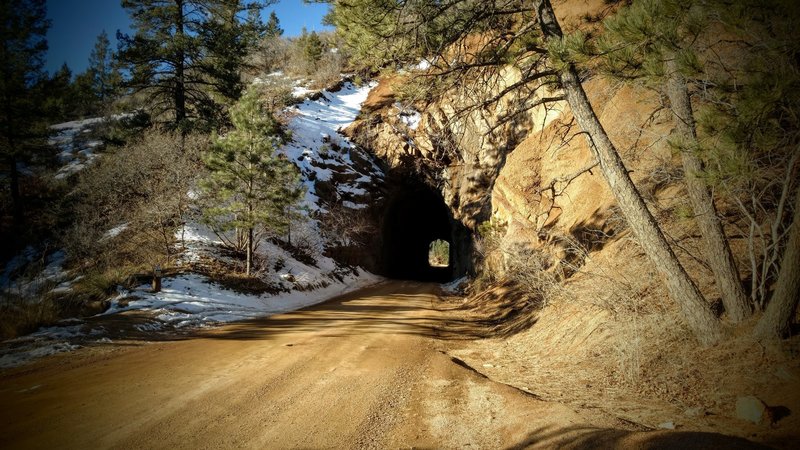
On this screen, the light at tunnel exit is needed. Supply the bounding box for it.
[428,240,450,268]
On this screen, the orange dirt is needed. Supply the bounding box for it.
[0,281,769,449]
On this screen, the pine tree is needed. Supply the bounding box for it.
[592,0,751,322]
[264,11,283,38]
[200,87,304,275]
[303,30,324,70]
[0,0,50,229]
[690,0,800,339]
[119,0,271,130]
[534,0,722,344]
[71,70,97,117]
[41,63,74,120]
[87,30,122,113]
[256,10,284,74]
[118,0,227,129]
[754,192,800,340]
[200,1,269,111]
[325,0,447,71]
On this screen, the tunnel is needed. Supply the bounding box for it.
[379,177,471,282]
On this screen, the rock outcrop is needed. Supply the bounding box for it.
[346,54,673,279]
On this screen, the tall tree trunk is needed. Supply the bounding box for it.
[8,154,23,228]
[174,0,186,125]
[753,190,800,340]
[664,57,751,322]
[246,226,253,276]
[533,0,722,345]
[4,86,23,228]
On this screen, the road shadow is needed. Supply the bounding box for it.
[55,281,539,345]
[505,425,777,449]
[194,289,496,342]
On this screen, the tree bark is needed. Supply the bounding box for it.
[174,0,187,125]
[664,57,751,322]
[8,154,23,229]
[4,87,23,228]
[754,190,800,340]
[246,226,253,276]
[533,0,722,345]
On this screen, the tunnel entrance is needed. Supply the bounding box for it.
[380,178,471,282]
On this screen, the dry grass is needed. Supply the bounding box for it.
[0,294,60,340]
[452,233,800,441]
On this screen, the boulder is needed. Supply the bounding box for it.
[736,396,768,424]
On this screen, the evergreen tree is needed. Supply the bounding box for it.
[534,0,723,344]
[118,0,215,129]
[242,2,267,49]
[118,0,271,130]
[325,0,453,71]
[303,30,324,70]
[590,0,751,322]
[256,10,284,74]
[200,87,304,275]
[755,193,800,340]
[41,63,75,120]
[0,0,50,229]
[201,1,269,111]
[689,0,800,338]
[264,11,282,38]
[71,70,97,117]
[87,30,122,112]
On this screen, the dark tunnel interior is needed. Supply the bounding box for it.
[380,179,471,282]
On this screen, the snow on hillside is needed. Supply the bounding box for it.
[0,261,379,370]
[104,271,381,329]
[0,79,385,371]
[94,218,382,331]
[280,80,383,211]
[130,79,389,329]
[49,116,110,179]
[0,322,100,369]
[49,114,135,179]
[0,248,70,297]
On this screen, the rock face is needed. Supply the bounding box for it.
[342,0,696,282]
[347,64,672,279]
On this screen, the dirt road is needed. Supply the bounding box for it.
[0,281,766,449]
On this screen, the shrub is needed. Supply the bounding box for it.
[474,218,561,308]
[65,129,206,271]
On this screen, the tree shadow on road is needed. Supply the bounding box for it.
[73,282,539,345]
[189,285,520,342]
[505,425,775,449]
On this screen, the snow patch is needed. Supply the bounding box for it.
[395,102,422,130]
[441,276,468,294]
[1,249,68,296]
[103,223,129,240]
[0,322,110,370]
[292,85,314,98]
[279,80,381,211]
[0,342,81,369]
[49,114,132,179]
[105,271,382,328]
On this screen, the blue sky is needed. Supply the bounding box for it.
[45,0,333,75]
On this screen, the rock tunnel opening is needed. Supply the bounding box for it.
[380,179,471,282]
